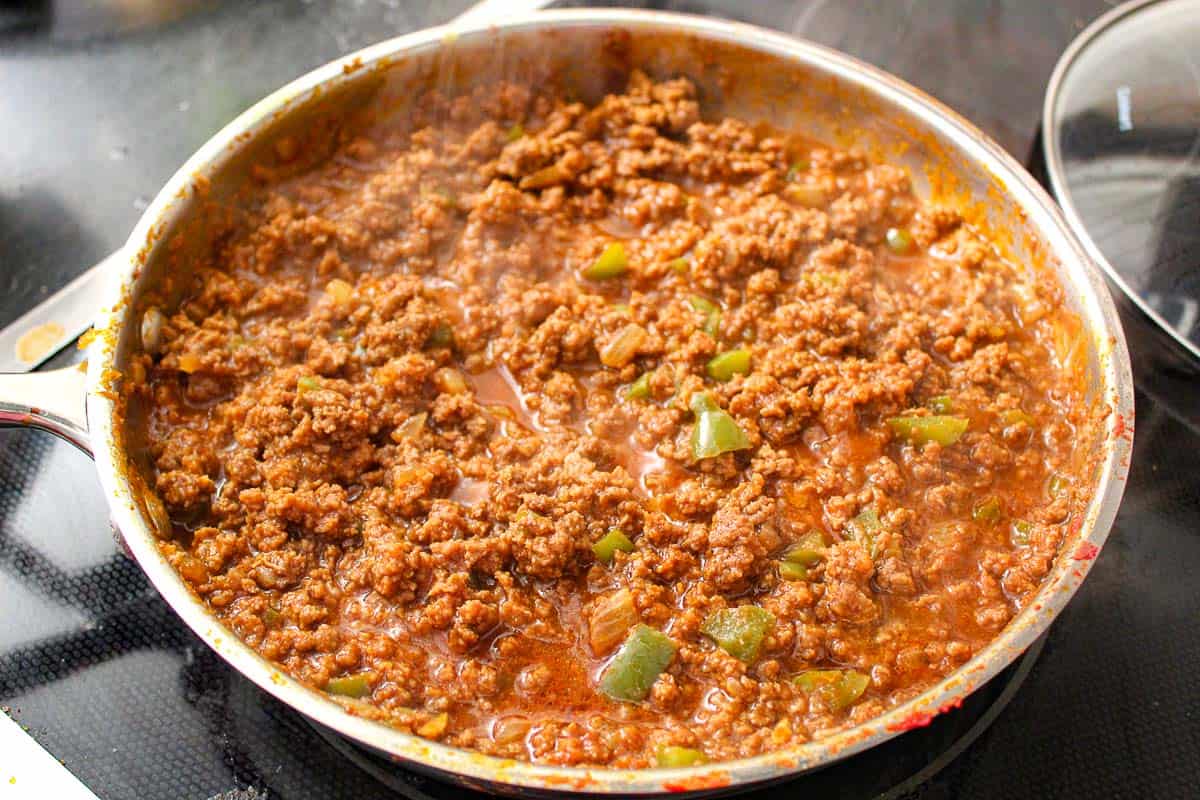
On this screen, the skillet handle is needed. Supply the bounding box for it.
[0,365,91,456]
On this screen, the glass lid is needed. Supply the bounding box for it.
[1043,0,1200,362]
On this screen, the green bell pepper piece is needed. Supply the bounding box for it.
[656,745,708,767]
[700,605,775,663]
[706,349,751,381]
[779,561,809,581]
[783,531,827,566]
[598,624,676,702]
[846,509,883,557]
[689,392,751,459]
[593,528,635,564]
[325,673,371,699]
[626,373,652,400]
[689,296,721,338]
[583,242,628,280]
[794,669,870,711]
[887,414,969,446]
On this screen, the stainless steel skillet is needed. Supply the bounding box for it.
[0,9,1133,796]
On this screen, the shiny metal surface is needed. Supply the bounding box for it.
[0,253,121,374]
[0,366,90,456]
[0,9,1134,796]
[1043,0,1200,366]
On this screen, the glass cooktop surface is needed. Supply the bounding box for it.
[1,2,1196,799]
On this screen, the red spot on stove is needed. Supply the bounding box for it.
[1072,542,1099,561]
[887,711,936,732]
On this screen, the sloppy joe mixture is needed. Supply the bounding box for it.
[135,73,1091,768]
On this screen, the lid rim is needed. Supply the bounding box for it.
[1041,0,1200,365]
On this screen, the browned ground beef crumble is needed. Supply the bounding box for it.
[135,73,1091,768]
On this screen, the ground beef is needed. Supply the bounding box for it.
[134,73,1094,769]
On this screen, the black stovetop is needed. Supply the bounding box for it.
[1,2,1197,799]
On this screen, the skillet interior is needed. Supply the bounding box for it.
[93,12,1130,796]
